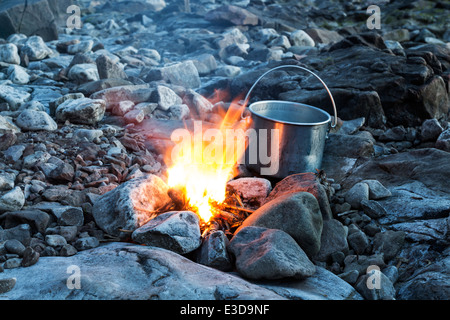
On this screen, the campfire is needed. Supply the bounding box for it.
[164,92,254,237]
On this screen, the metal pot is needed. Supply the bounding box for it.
[242,65,338,178]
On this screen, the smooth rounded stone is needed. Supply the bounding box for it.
[226,177,272,207]
[15,109,57,131]
[146,60,201,89]
[20,36,52,61]
[45,234,67,247]
[191,53,217,76]
[92,174,171,237]
[360,199,387,219]
[137,48,161,62]
[313,219,349,262]
[74,237,99,251]
[0,85,31,112]
[347,228,369,255]
[290,30,315,47]
[0,187,25,212]
[55,98,106,125]
[150,85,182,111]
[338,269,360,285]
[68,63,100,84]
[131,211,201,255]
[0,278,16,294]
[60,244,77,257]
[436,128,450,152]
[355,268,396,300]
[237,192,323,257]
[21,246,39,267]
[23,151,51,169]
[45,226,78,242]
[255,28,279,44]
[58,207,84,227]
[0,171,16,191]
[3,258,22,269]
[205,4,259,26]
[420,119,443,142]
[196,230,232,271]
[229,226,316,280]
[67,40,94,55]
[0,43,20,64]
[7,65,29,84]
[0,224,31,246]
[215,65,241,77]
[0,116,21,134]
[345,182,369,209]
[168,104,190,120]
[4,239,26,256]
[361,179,391,200]
[73,128,103,142]
[372,230,405,262]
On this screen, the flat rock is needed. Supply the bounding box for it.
[55,98,106,125]
[0,242,284,300]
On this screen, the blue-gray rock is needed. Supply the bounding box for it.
[196,230,232,271]
[229,226,316,280]
[0,242,284,300]
[55,98,106,125]
[16,109,57,131]
[132,211,201,255]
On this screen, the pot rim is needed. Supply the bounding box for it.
[248,100,332,127]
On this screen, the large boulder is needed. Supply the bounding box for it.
[0,242,284,300]
[92,174,171,237]
[237,192,323,257]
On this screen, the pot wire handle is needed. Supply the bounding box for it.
[241,65,338,128]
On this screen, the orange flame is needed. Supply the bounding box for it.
[167,91,249,222]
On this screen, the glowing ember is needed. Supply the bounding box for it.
[167,93,248,222]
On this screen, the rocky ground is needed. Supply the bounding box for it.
[0,0,449,300]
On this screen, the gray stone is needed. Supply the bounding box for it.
[0,209,50,234]
[45,234,67,247]
[0,43,20,64]
[168,104,190,120]
[58,207,84,227]
[55,98,106,125]
[290,30,315,47]
[0,242,283,300]
[4,258,22,269]
[314,219,348,262]
[183,89,214,120]
[124,109,145,124]
[67,40,94,55]
[132,211,201,255]
[45,226,78,243]
[7,65,29,84]
[338,270,360,285]
[192,53,217,76]
[60,244,77,257]
[68,63,100,84]
[0,224,31,246]
[4,239,26,256]
[237,192,323,257]
[0,85,31,110]
[0,171,16,191]
[151,85,182,111]
[23,151,51,169]
[0,187,24,213]
[21,246,39,267]
[355,268,396,300]
[347,228,369,255]
[197,230,232,271]
[420,119,443,142]
[379,126,407,141]
[0,278,16,294]
[360,199,387,219]
[16,109,57,131]
[96,53,127,80]
[259,266,363,300]
[92,174,171,237]
[226,177,272,208]
[338,117,366,135]
[362,179,392,200]
[20,36,52,61]
[0,115,21,134]
[3,145,25,162]
[73,129,103,142]
[90,84,152,110]
[74,237,99,251]
[146,60,201,89]
[215,65,241,77]
[436,128,450,152]
[372,230,405,262]
[113,100,134,116]
[345,182,369,209]
[229,226,316,280]
[343,254,386,276]
[205,5,259,26]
